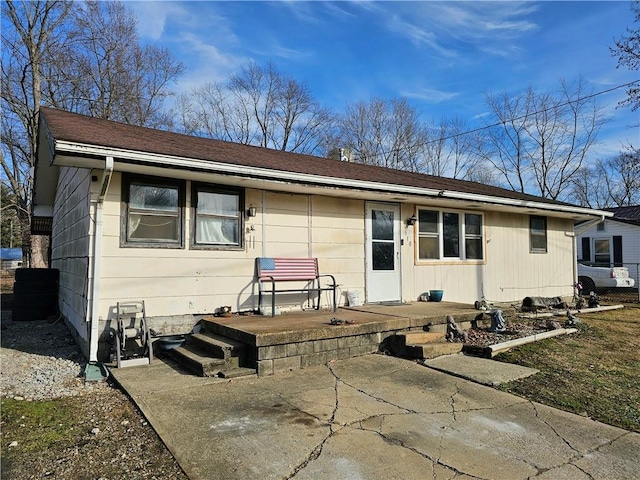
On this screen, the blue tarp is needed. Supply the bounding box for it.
[1,248,23,260]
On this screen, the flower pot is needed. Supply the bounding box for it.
[429,290,444,302]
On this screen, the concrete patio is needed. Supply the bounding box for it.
[110,354,640,480]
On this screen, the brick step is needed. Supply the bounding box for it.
[167,344,237,377]
[189,332,245,360]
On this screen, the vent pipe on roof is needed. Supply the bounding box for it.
[339,148,352,162]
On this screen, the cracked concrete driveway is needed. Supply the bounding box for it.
[111,355,639,480]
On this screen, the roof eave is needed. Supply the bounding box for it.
[52,140,611,221]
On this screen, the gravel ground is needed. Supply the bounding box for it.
[1,308,188,480]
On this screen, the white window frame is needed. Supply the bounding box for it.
[593,238,611,266]
[417,208,484,262]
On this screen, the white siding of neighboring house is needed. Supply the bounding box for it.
[404,210,575,304]
[50,166,92,339]
[577,219,640,285]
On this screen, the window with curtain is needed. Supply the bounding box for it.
[192,185,243,248]
[122,175,184,247]
[530,216,547,253]
[417,209,484,261]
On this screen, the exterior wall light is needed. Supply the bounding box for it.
[407,215,417,226]
[247,206,257,217]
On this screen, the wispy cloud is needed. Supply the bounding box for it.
[401,87,460,104]
[174,32,249,92]
[127,1,188,41]
[359,1,539,59]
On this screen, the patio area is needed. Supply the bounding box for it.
[200,302,483,376]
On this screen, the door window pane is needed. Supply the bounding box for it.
[372,210,394,240]
[372,242,394,270]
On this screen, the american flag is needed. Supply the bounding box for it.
[257,257,319,281]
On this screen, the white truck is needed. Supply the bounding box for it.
[577,263,636,293]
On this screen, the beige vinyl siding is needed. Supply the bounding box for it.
[310,196,365,306]
[96,177,363,319]
[407,210,574,303]
[50,167,92,336]
[483,213,573,302]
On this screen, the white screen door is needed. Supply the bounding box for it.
[365,202,401,303]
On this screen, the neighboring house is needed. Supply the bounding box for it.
[576,205,640,286]
[33,107,610,362]
[0,248,23,270]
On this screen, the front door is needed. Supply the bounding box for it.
[365,202,402,303]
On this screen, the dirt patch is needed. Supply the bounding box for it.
[1,387,188,480]
[1,294,187,480]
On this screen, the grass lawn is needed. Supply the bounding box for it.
[496,305,640,433]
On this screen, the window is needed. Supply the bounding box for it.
[418,210,439,259]
[417,209,484,261]
[122,175,184,247]
[464,214,483,260]
[530,216,547,253]
[596,221,605,231]
[192,184,243,248]
[594,239,610,266]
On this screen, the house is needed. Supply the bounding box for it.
[576,205,640,286]
[0,248,23,270]
[33,107,610,363]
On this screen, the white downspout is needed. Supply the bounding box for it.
[89,156,113,363]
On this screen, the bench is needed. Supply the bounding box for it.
[256,257,337,317]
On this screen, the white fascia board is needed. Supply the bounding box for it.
[53,140,612,220]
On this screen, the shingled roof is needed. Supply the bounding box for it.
[39,107,575,207]
[603,205,640,226]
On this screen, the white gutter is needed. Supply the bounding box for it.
[52,140,613,220]
[89,156,113,363]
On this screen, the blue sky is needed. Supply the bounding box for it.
[128,1,639,159]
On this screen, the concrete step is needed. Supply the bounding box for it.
[403,332,445,345]
[387,331,446,357]
[167,345,236,377]
[189,332,245,360]
[219,367,258,379]
[405,342,463,360]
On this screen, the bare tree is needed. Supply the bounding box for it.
[479,78,606,200]
[335,97,428,171]
[1,0,73,266]
[421,116,478,178]
[570,165,611,209]
[570,145,639,208]
[179,62,333,154]
[1,0,183,266]
[611,0,640,111]
[53,1,183,128]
